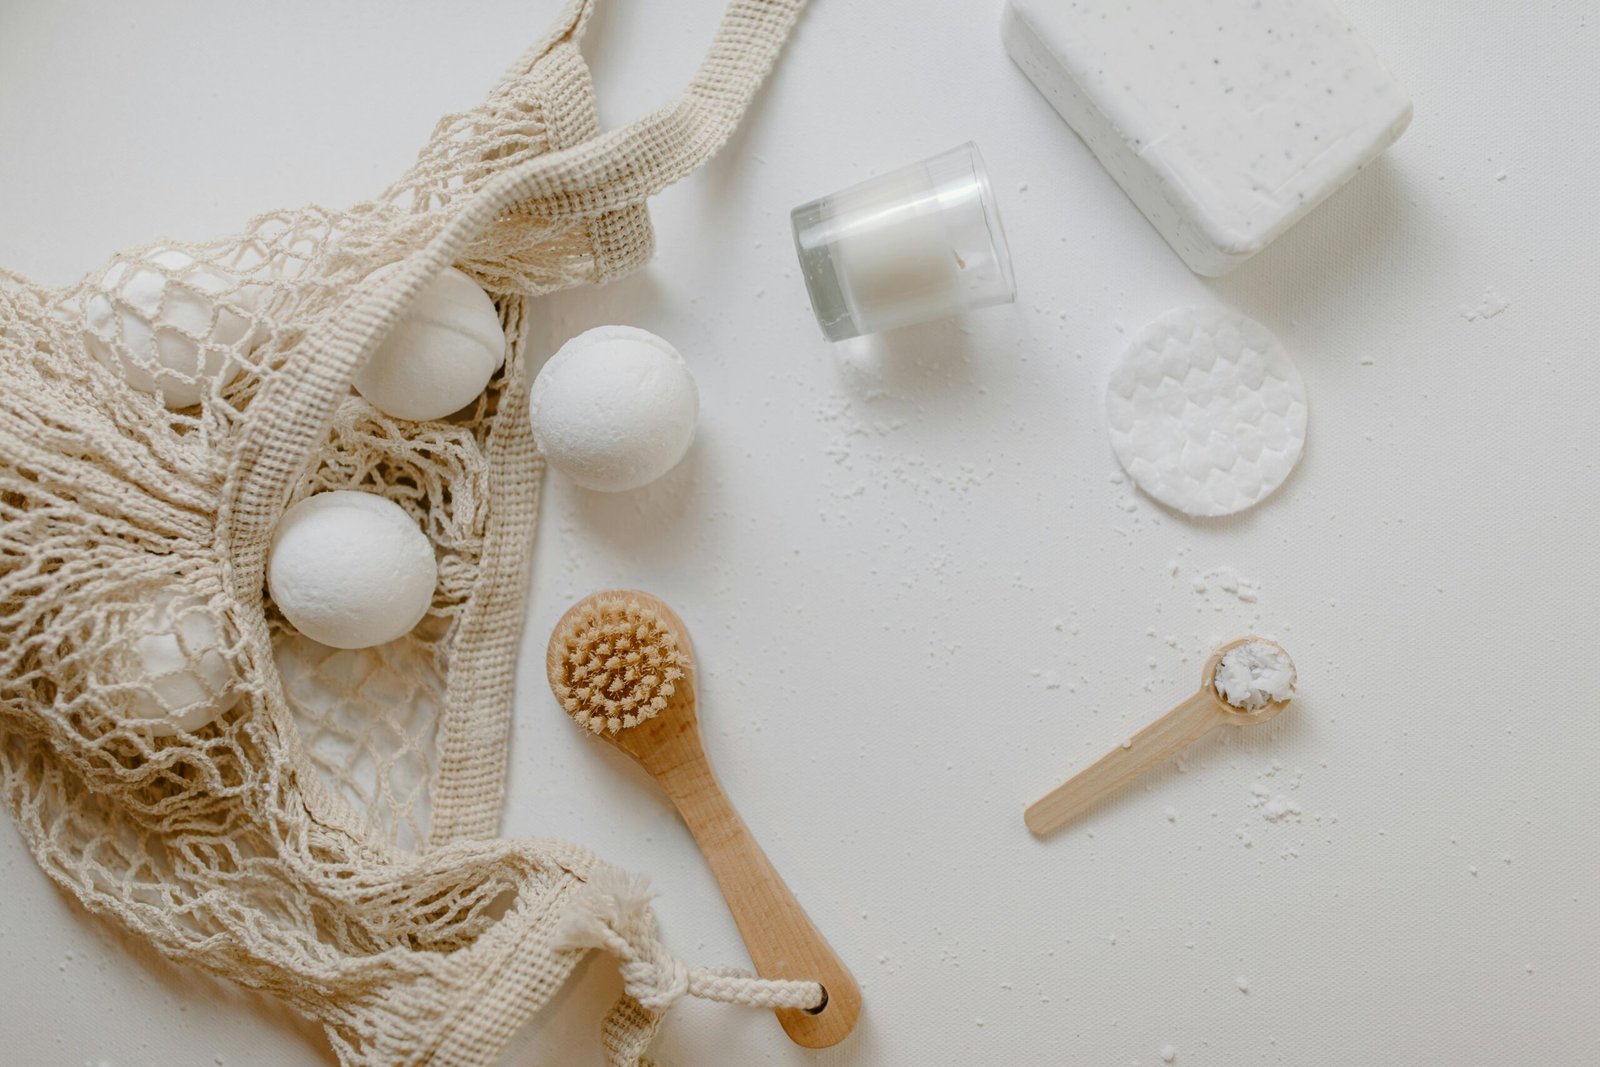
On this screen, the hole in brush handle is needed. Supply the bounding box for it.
[803,985,830,1015]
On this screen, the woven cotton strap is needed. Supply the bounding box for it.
[0,3,812,1066]
[220,0,808,848]
[204,4,815,1062]
[224,0,806,568]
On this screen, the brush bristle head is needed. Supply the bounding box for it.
[549,595,686,734]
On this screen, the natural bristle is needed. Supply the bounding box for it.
[550,596,685,734]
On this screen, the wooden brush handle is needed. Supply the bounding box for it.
[653,751,861,1048]
[1025,690,1226,836]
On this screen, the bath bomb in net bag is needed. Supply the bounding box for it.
[1106,307,1308,517]
[114,592,239,736]
[82,247,259,409]
[353,266,506,421]
[267,491,438,649]
[531,325,698,492]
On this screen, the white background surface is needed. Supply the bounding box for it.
[2,2,1597,1065]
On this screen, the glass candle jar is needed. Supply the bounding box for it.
[791,142,1015,342]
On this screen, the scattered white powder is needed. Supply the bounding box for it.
[1206,567,1260,603]
[815,394,995,508]
[1161,1045,1178,1063]
[1186,565,1261,607]
[1460,288,1510,322]
[1261,797,1300,822]
[1236,976,1250,993]
[1213,641,1296,711]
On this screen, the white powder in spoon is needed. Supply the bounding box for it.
[1213,641,1295,711]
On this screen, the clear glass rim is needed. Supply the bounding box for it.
[958,141,1017,304]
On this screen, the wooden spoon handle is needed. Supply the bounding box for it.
[1025,690,1225,837]
[655,755,861,1048]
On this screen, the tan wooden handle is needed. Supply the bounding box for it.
[656,756,861,1047]
[1025,690,1225,836]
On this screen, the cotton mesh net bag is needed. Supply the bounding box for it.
[0,1,824,1063]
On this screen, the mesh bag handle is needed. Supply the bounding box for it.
[0,3,813,1064]
[221,0,806,845]
[226,0,804,575]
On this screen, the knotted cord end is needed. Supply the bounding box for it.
[555,866,825,1014]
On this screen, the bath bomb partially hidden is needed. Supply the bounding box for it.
[354,266,505,421]
[531,326,698,492]
[268,491,437,650]
[116,592,238,736]
[83,247,258,409]
[1214,641,1296,712]
[1107,307,1307,518]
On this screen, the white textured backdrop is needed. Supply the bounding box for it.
[1,2,1595,1065]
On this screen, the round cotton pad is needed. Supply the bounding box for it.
[1105,307,1308,517]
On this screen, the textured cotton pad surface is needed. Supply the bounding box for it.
[1106,307,1307,518]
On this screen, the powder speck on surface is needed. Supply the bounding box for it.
[1213,641,1296,711]
[1161,1045,1177,1063]
[1460,288,1511,322]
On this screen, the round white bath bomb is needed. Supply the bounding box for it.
[83,248,258,409]
[1106,307,1308,518]
[353,266,505,421]
[267,491,437,649]
[117,592,238,737]
[531,325,698,492]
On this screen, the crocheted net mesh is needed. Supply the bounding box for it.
[0,2,813,1062]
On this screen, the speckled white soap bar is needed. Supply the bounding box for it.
[1003,0,1412,275]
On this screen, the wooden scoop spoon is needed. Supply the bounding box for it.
[1025,637,1295,837]
[546,590,861,1048]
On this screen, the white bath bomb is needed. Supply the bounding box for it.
[83,247,258,409]
[267,491,437,649]
[353,266,505,421]
[117,592,238,736]
[531,325,698,492]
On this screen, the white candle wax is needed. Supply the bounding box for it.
[830,173,965,334]
[791,143,1013,341]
